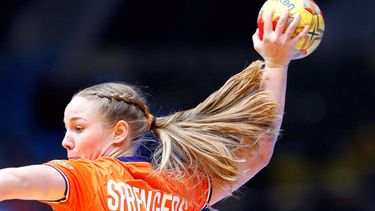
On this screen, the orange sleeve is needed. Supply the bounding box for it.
[42,159,99,210]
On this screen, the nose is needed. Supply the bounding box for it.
[62,133,75,150]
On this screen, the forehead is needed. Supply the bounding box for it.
[64,96,102,121]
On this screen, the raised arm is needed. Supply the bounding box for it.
[209,10,309,204]
[0,165,66,202]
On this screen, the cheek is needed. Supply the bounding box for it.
[76,131,103,152]
[76,129,112,154]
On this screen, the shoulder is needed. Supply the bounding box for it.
[46,156,152,175]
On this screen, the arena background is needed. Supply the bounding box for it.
[0,0,374,210]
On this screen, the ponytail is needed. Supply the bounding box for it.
[151,60,278,189]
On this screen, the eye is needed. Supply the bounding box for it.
[74,125,84,133]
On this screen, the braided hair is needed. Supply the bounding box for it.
[75,82,151,142]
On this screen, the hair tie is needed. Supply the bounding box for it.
[147,113,157,131]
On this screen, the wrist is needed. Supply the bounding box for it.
[264,60,289,69]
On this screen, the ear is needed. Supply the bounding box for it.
[112,120,129,145]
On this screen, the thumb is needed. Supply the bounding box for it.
[252,28,261,50]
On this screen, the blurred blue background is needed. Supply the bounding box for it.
[0,0,374,210]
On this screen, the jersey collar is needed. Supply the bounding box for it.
[117,156,151,163]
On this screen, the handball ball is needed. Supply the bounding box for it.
[257,0,325,59]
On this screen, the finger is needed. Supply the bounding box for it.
[284,13,301,38]
[275,9,290,35]
[263,10,274,35]
[292,25,310,44]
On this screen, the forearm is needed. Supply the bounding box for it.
[0,165,66,202]
[0,168,24,201]
[261,63,288,134]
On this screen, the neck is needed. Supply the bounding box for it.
[108,148,134,158]
[101,142,135,158]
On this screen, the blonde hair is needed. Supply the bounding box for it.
[75,60,278,191]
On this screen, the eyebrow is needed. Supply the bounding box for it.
[63,117,88,124]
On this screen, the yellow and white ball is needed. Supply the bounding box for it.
[258,0,325,59]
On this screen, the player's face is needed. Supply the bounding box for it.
[62,96,114,160]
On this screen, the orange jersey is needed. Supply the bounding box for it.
[43,156,211,211]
